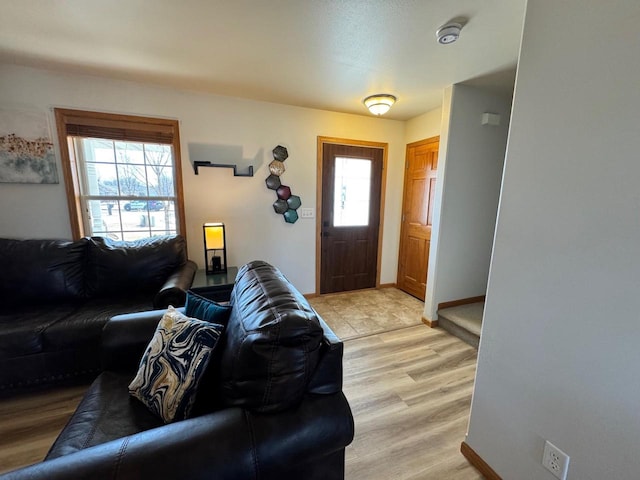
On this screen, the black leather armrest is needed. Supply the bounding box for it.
[250,392,354,477]
[153,260,197,309]
[1,393,354,480]
[2,407,256,480]
[101,308,185,373]
[307,316,344,394]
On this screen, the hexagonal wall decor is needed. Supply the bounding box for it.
[273,145,289,161]
[276,185,291,200]
[265,174,281,190]
[265,145,301,224]
[287,195,301,210]
[283,209,299,224]
[269,160,285,176]
[273,199,288,214]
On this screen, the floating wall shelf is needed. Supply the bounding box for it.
[192,160,254,177]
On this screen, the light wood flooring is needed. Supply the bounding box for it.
[0,288,482,479]
[342,324,482,479]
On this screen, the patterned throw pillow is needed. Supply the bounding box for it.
[129,306,224,423]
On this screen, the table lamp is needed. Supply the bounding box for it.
[203,222,227,274]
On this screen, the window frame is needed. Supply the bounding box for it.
[54,108,186,241]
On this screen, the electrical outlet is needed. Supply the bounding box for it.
[542,440,570,480]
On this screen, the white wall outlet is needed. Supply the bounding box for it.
[542,440,570,480]
[300,208,314,219]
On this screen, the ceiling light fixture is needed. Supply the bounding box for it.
[436,22,462,44]
[363,94,397,116]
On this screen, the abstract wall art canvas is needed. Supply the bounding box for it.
[0,109,59,184]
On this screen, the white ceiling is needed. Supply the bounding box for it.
[0,0,526,121]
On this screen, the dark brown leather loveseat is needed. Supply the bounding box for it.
[1,261,354,480]
[0,235,196,394]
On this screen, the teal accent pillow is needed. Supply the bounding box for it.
[129,306,224,423]
[185,290,232,326]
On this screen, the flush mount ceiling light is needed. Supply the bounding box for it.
[436,22,462,44]
[363,94,397,116]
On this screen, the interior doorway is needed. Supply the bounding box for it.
[397,136,439,300]
[316,137,387,294]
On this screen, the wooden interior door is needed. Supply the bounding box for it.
[320,142,384,294]
[397,137,439,300]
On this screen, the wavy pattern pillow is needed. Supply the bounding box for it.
[129,306,223,423]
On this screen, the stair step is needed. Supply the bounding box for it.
[437,302,484,348]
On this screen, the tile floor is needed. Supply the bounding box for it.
[308,287,425,340]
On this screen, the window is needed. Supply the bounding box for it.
[54,109,186,241]
[333,156,372,227]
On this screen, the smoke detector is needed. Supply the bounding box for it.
[436,22,462,44]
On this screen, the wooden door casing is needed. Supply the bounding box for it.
[319,141,384,294]
[397,137,439,300]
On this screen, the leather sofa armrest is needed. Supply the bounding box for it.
[2,393,354,480]
[153,260,197,309]
[307,316,344,394]
[101,308,185,373]
[3,407,257,480]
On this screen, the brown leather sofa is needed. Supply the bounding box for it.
[0,235,196,394]
[1,261,354,480]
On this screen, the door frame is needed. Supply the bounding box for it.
[315,136,388,295]
[396,135,439,300]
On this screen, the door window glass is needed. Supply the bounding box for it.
[333,157,371,226]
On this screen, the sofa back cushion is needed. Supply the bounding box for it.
[0,237,87,305]
[86,236,187,298]
[216,261,324,413]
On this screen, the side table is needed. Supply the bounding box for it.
[190,266,238,302]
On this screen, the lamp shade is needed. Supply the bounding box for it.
[203,222,227,274]
[363,94,397,116]
[204,223,225,249]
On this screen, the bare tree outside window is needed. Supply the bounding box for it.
[75,138,179,241]
[144,145,175,233]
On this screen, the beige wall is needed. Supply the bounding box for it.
[0,64,407,293]
[424,84,511,320]
[404,107,442,145]
[466,0,640,478]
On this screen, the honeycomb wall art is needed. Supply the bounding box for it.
[265,145,301,224]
